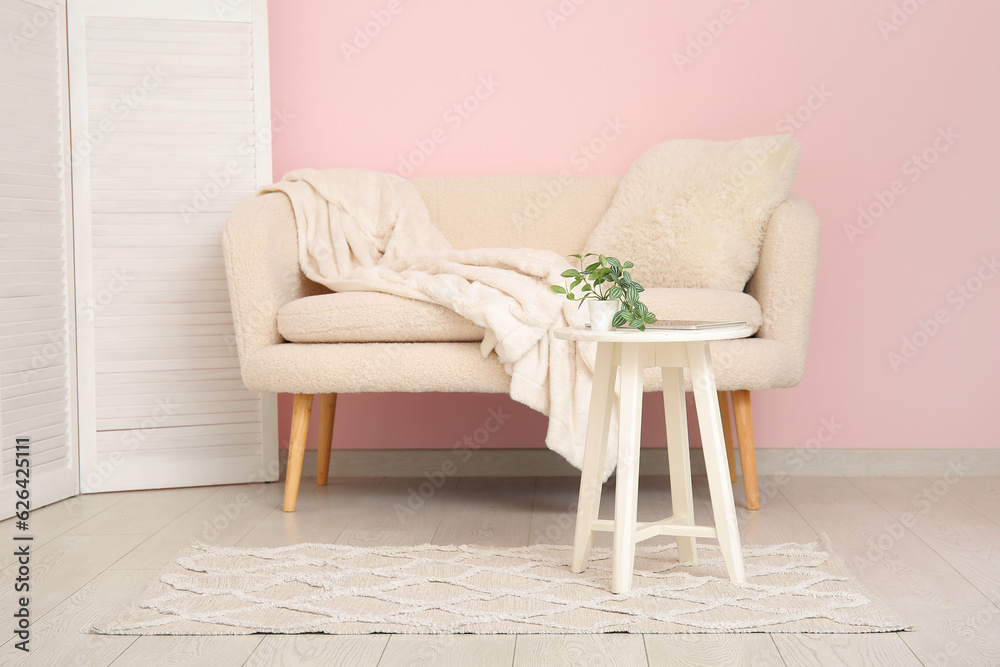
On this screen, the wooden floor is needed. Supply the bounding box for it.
[1,473,999,666]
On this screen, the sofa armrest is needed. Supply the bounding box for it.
[223,192,324,366]
[744,194,820,384]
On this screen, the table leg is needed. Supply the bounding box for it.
[572,342,616,573]
[612,343,644,594]
[661,365,696,563]
[687,342,746,583]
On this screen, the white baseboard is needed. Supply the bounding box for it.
[279,448,1000,479]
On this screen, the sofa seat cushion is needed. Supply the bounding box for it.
[278,292,486,343]
[277,287,760,344]
[640,287,762,334]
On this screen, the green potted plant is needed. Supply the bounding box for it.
[551,253,657,331]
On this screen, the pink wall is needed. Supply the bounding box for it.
[267,1,1000,453]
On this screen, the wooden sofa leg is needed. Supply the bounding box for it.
[283,393,313,512]
[732,390,759,510]
[316,393,338,486]
[718,391,737,484]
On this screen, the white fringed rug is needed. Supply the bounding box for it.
[91,542,908,635]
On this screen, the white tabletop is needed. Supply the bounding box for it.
[553,323,753,343]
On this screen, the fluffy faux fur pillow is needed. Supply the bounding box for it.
[585,135,801,291]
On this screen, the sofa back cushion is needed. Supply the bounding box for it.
[412,175,620,256]
[584,136,801,291]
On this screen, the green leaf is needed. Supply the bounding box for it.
[584,261,601,273]
[643,312,656,323]
[581,284,592,292]
[561,268,580,278]
[607,285,623,300]
[606,257,621,270]
[550,285,566,294]
[623,261,634,269]
[636,302,648,316]
[570,277,582,289]
[626,285,639,304]
[612,312,627,327]
[622,271,632,282]
[569,254,582,260]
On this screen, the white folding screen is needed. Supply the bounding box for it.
[69,0,277,492]
[0,0,79,515]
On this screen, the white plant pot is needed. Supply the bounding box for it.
[588,300,620,331]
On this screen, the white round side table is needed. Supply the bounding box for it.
[554,323,753,593]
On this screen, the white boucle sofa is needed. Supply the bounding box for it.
[223,175,820,512]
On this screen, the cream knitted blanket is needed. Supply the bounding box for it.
[262,169,613,477]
